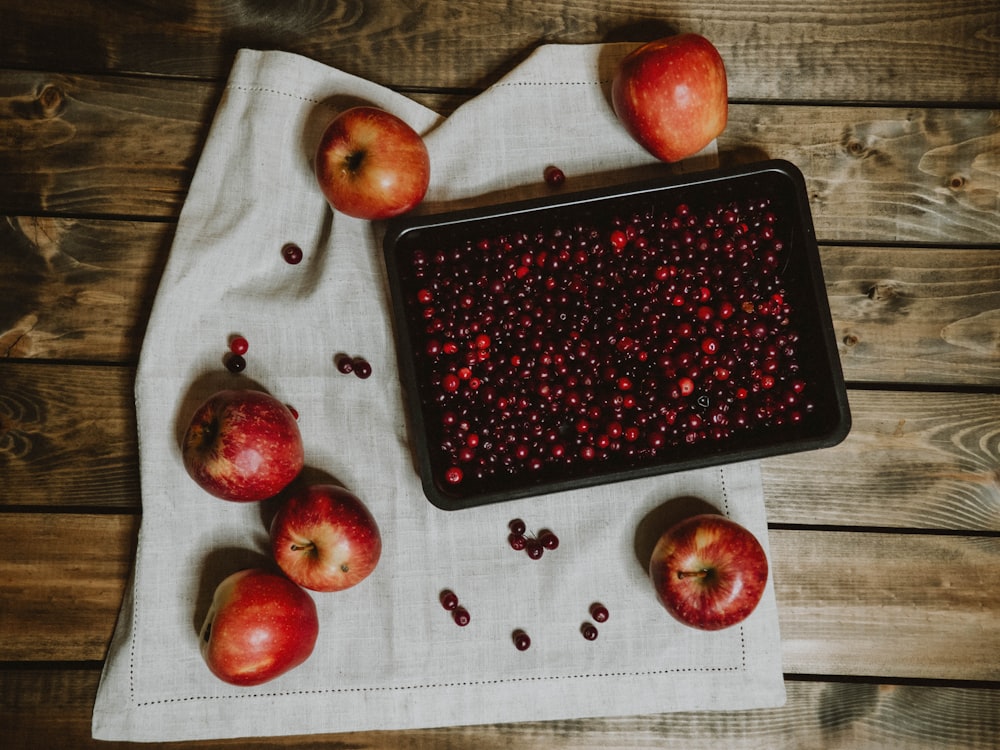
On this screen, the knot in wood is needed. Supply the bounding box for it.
[846,139,867,157]
[36,83,66,118]
[867,282,897,302]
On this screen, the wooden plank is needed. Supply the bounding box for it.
[1,515,997,681]
[0,71,213,218]
[774,531,1000,682]
[719,106,1000,244]
[4,214,998,383]
[2,68,997,241]
[0,0,997,103]
[2,363,998,530]
[822,246,1000,387]
[3,668,999,749]
[0,363,139,508]
[0,513,136,662]
[0,216,173,361]
[762,389,1000,530]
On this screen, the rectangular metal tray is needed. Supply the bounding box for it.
[384,160,851,510]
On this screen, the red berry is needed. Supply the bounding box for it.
[590,603,609,623]
[509,518,526,535]
[544,165,566,187]
[439,589,459,611]
[581,622,598,640]
[352,358,372,379]
[335,354,354,374]
[286,404,299,420]
[513,629,531,650]
[229,335,249,355]
[444,466,463,484]
[452,606,470,626]
[508,533,527,551]
[539,530,559,550]
[525,538,544,560]
[225,353,246,373]
[281,243,303,264]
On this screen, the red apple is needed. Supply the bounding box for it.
[649,513,768,630]
[270,484,382,592]
[315,106,430,220]
[182,389,304,502]
[199,568,319,686]
[612,34,728,163]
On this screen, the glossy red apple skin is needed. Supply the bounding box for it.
[315,106,430,220]
[612,33,728,163]
[199,568,319,686]
[182,389,304,502]
[649,513,768,630]
[270,484,382,592]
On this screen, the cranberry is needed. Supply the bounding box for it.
[539,530,559,550]
[452,607,471,627]
[581,622,599,640]
[544,165,566,187]
[286,404,299,420]
[352,357,372,379]
[444,466,463,485]
[508,533,527,551]
[525,538,544,560]
[439,589,459,611]
[334,353,354,374]
[229,335,249,355]
[678,377,695,396]
[509,518,527,535]
[281,243,303,264]
[512,629,531,650]
[225,353,246,373]
[590,603,609,623]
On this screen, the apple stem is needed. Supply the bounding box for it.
[290,542,316,553]
[677,569,710,580]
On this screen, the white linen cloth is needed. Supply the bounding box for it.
[92,44,785,742]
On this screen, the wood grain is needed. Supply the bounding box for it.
[0,71,214,217]
[763,389,1000,531]
[823,246,1000,386]
[3,669,999,749]
[720,106,1000,244]
[2,362,998,530]
[0,0,997,103]
[0,363,139,508]
[0,216,173,361]
[2,72,998,243]
[1,514,996,682]
[0,513,135,661]
[774,531,1000,681]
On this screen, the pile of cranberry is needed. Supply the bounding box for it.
[401,190,815,493]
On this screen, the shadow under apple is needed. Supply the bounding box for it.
[192,545,276,639]
[256,464,347,535]
[633,495,721,573]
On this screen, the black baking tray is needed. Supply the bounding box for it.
[383,160,851,510]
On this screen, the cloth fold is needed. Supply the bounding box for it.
[92,45,785,743]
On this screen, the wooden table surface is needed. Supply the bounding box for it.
[2,2,999,747]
